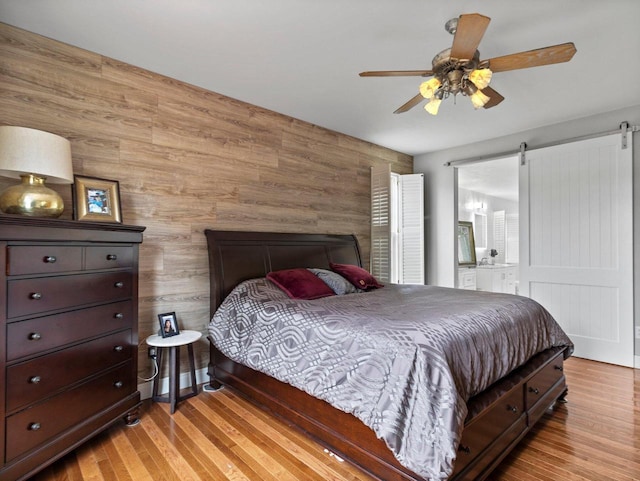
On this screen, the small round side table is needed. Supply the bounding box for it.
[145,329,202,414]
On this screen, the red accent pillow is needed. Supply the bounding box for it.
[267,268,335,300]
[329,262,384,290]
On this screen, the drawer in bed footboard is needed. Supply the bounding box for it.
[453,415,527,481]
[452,386,525,478]
[525,351,566,425]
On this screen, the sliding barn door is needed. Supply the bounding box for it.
[520,132,633,366]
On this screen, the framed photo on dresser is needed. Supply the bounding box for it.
[72,175,122,223]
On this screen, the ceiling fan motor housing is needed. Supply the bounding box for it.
[432,48,480,96]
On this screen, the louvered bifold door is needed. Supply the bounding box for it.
[399,174,425,284]
[371,164,391,282]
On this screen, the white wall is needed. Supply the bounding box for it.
[420,162,457,286]
[414,104,640,359]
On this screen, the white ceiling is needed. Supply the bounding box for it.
[2,0,640,156]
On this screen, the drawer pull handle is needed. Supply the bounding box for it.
[29,375,41,384]
[114,281,124,288]
[529,387,540,395]
[43,255,57,263]
[30,292,42,300]
[114,312,124,319]
[28,422,41,431]
[28,332,42,341]
[114,381,124,389]
[554,365,564,372]
[114,345,124,352]
[458,444,471,454]
[507,405,518,413]
[107,254,118,261]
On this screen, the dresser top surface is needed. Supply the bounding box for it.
[0,215,145,243]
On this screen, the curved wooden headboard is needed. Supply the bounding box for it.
[204,230,362,317]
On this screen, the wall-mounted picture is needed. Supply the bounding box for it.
[158,312,180,338]
[72,175,122,223]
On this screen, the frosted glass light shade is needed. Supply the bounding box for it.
[0,126,73,183]
[419,78,442,99]
[468,68,492,90]
[424,98,442,115]
[470,89,491,109]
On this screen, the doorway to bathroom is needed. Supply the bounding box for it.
[456,155,520,294]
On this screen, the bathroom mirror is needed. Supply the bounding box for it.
[458,221,477,266]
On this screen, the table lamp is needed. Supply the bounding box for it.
[0,126,74,218]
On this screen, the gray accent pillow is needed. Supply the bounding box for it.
[307,268,361,295]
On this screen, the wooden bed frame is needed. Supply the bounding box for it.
[205,230,568,481]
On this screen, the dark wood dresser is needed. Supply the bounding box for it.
[0,216,145,481]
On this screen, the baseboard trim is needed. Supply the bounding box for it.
[138,367,209,400]
[635,355,640,369]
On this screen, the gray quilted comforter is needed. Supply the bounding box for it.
[209,278,573,480]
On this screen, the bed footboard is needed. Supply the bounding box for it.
[206,337,567,481]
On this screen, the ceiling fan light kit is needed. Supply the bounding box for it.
[360,13,576,116]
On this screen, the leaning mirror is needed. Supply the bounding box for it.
[458,221,477,266]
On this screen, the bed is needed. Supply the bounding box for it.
[205,230,572,481]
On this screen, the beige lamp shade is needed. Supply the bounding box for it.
[0,126,73,183]
[0,126,74,217]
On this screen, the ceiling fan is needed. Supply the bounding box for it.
[359,13,576,115]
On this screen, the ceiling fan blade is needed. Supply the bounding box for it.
[481,86,504,109]
[394,93,424,114]
[360,70,433,77]
[486,42,577,72]
[450,13,491,60]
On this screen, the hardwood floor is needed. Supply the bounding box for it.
[30,357,640,481]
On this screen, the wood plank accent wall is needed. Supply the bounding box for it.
[0,23,413,378]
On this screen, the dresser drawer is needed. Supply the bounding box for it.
[85,246,133,270]
[6,361,134,462]
[7,330,132,413]
[7,300,132,361]
[7,272,133,318]
[7,246,83,275]
[453,386,524,475]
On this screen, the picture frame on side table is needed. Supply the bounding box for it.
[158,312,180,338]
[72,175,122,223]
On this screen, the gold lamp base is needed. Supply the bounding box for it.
[0,174,64,218]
